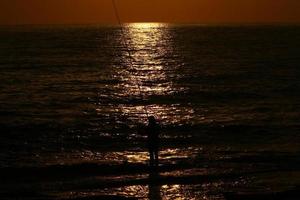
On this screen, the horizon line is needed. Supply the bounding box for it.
[1,21,300,27]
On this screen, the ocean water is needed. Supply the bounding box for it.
[0,24,300,199]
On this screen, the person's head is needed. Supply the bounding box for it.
[148,116,156,125]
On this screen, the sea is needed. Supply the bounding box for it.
[0,23,299,199]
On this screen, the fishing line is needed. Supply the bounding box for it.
[112,0,150,119]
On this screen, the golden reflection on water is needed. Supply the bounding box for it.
[161,184,182,199]
[116,185,149,198]
[117,23,186,122]
[61,183,224,200]
[107,183,222,200]
[121,104,195,125]
[102,148,199,164]
[119,22,171,94]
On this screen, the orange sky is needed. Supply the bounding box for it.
[1,0,300,25]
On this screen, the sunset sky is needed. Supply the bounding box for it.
[1,0,300,25]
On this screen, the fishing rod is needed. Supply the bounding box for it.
[111,0,150,119]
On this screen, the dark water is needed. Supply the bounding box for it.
[0,24,300,199]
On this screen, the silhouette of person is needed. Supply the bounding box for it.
[147,116,160,168]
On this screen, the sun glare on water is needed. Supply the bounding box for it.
[126,22,167,29]
[112,22,194,125]
[117,23,175,121]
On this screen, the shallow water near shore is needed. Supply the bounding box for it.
[0,23,300,199]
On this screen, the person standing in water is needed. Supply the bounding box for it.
[147,116,160,168]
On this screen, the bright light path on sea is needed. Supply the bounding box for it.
[118,23,176,123]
